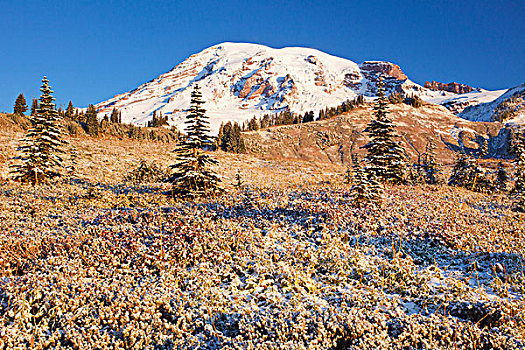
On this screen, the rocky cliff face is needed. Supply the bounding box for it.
[424,81,475,94]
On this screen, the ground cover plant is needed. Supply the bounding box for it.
[0,132,524,349]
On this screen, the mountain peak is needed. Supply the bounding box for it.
[94,43,507,132]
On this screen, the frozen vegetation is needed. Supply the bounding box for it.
[0,133,524,349]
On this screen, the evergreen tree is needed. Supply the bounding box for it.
[184,84,213,149]
[65,101,75,119]
[362,79,406,184]
[448,151,471,188]
[30,98,39,116]
[511,131,525,212]
[247,116,260,131]
[10,77,66,185]
[495,161,508,192]
[217,121,246,153]
[85,104,99,136]
[448,150,488,191]
[13,93,28,115]
[512,132,525,211]
[110,108,120,123]
[479,139,489,159]
[421,139,440,184]
[389,92,404,104]
[350,157,382,208]
[167,84,222,198]
[233,171,244,189]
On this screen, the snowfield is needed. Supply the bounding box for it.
[94,42,511,134]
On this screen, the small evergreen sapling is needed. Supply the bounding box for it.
[350,156,382,208]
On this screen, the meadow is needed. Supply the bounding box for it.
[0,134,524,349]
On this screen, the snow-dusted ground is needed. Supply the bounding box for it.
[1,133,524,349]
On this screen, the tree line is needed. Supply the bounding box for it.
[7,77,525,210]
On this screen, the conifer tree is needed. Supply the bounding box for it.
[30,98,39,116]
[511,131,525,212]
[10,77,66,185]
[350,156,382,208]
[448,151,471,188]
[110,108,120,123]
[13,93,28,115]
[85,104,99,136]
[184,84,213,149]
[362,79,406,184]
[495,161,508,192]
[421,139,440,184]
[479,139,489,159]
[65,101,75,119]
[167,84,222,198]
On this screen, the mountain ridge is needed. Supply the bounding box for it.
[94,42,512,133]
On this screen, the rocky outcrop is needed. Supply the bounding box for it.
[360,61,408,81]
[424,81,475,94]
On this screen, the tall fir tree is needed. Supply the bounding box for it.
[110,108,119,123]
[65,101,75,119]
[495,161,508,192]
[85,104,99,136]
[479,139,489,159]
[167,84,222,198]
[184,84,213,149]
[30,98,39,116]
[10,77,66,185]
[511,131,525,211]
[13,93,28,115]
[362,79,406,183]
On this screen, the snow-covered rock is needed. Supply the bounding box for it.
[94,42,510,133]
[459,83,525,123]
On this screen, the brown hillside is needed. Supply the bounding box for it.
[243,103,511,167]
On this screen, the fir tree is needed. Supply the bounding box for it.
[184,84,213,149]
[30,98,39,116]
[233,171,244,190]
[167,85,222,198]
[85,104,99,136]
[13,93,28,115]
[511,131,525,211]
[479,139,489,159]
[65,101,75,119]
[110,108,120,123]
[350,157,382,208]
[495,161,508,192]
[448,151,471,188]
[448,150,488,192]
[10,77,66,185]
[421,139,440,184]
[362,79,406,184]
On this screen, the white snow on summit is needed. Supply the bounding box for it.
[94,42,510,133]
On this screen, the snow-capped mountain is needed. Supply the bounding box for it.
[95,42,508,132]
[459,83,525,124]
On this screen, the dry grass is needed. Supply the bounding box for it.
[0,134,524,349]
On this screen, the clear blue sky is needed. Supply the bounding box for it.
[0,0,523,112]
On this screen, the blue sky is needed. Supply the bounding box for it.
[0,0,523,112]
